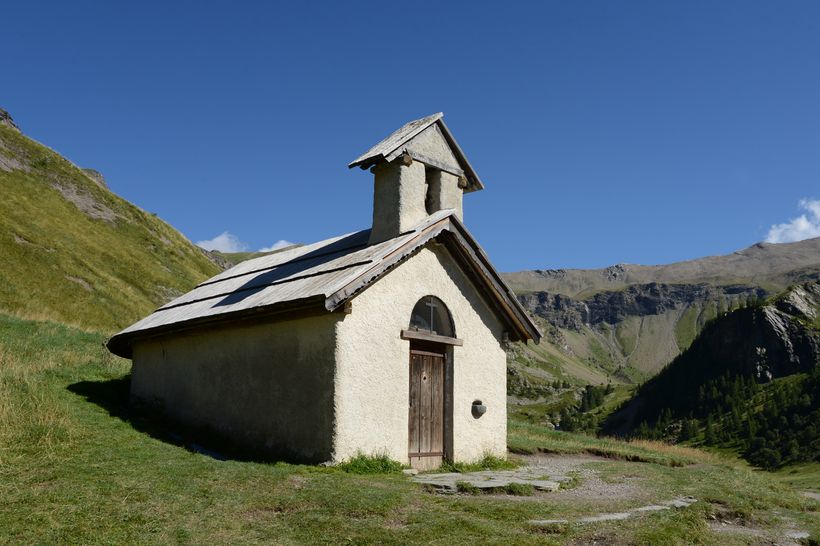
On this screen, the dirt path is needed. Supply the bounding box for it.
[514,453,812,543]
[516,452,645,502]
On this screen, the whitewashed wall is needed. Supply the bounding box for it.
[131,313,339,462]
[334,244,507,463]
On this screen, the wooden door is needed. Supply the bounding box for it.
[408,346,445,470]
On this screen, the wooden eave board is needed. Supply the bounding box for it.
[443,215,540,340]
[436,121,484,192]
[326,215,541,343]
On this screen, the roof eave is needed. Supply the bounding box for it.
[347,115,484,193]
[106,294,328,359]
[347,113,443,170]
[435,120,484,193]
[326,213,541,343]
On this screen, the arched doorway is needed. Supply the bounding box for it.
[404,296,458,470]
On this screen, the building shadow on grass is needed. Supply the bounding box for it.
[67,375,294,464]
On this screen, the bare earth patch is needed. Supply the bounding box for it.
[51,180,121,223]
[0,150,30,172]
[708,520,809,546]
[65,276,93,292]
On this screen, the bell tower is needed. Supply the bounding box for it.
[349,113,484,245]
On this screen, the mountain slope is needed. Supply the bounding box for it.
[503,240,820,384]
[505,238,820,298]
[0,113,219,331]
[604,282,820,468]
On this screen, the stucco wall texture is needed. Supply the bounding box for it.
[334,244,507,464]
[370,161,427,244]
[370,125,464,244]
[131,313,340,462]
[130,244,507,465]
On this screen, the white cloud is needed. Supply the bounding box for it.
[195,231,249,253]
[259,239,295,252]
[766,199,820,243]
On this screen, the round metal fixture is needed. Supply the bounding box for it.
[472,400,487,418]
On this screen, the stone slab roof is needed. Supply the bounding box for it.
[348,113,484,192]
[107,210,540,357]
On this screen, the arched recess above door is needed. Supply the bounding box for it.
[401,296,463,346]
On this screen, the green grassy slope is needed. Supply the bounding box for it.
[1,313,816,544]
[0,124,219,331]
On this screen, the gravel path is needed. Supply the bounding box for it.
[516,452,645,502]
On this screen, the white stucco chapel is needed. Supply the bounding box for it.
[107,113,541,468]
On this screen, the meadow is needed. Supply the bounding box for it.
[0,313,816,545]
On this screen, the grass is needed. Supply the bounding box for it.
[508,420,720,467]
[335,453,405,474]
[455,481,534,496]
[615,318,638,356]
[438,454,518,473]
[773,462,820,493]
[0,124,218,331]
[508,389,578,424]
[673,304,700,350]
[1,312,817,545]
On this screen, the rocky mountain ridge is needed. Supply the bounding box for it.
[517,282,766,332]
[505,238,820,298]
[0,108,20,132]
[505,239,820,383]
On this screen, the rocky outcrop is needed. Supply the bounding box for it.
[518,283,766,332]
[201,249,234,271]
[82,168,108,189]
[604,281,819,435]
[692,297,818,378]
[0,108,20,132]
[516,291,589,330]
[775,282,819,322]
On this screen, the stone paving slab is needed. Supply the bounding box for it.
[411,466,569,493]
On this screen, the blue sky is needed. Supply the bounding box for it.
[3,1,819,270]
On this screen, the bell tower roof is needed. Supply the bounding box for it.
[348,112,485,193]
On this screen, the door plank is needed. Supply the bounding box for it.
[408,353,421,455]
[430,354,444,455]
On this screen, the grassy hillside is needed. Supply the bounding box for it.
[0,123,219,331]
[1,312,816,544]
